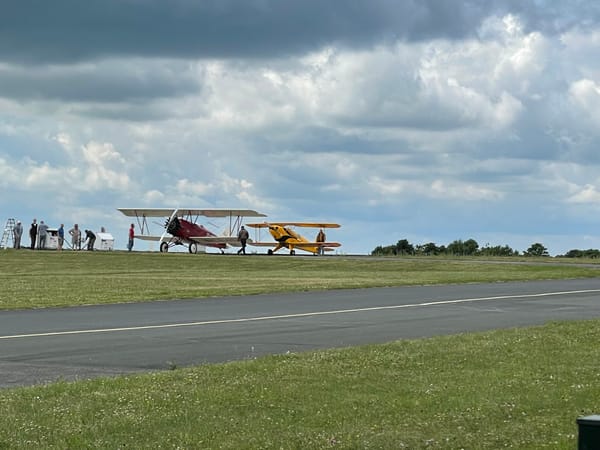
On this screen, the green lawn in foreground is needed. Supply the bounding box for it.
[1,320,599,449]
[1,250,600,448]
[1,250,599,310]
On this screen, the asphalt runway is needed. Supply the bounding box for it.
[2,278,600,388]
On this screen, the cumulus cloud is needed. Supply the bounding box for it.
[80,141,132,191]
[1,138,132,195]
[568,184,600,203]
[0,157,24,187]
[367,176,503,202]
[142,189,165,204]
[569,79,600,123]
[175,179,214,197]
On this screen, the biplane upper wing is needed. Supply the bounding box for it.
[118,208,176,217]
[191,209,266,218]
[118,208,266,218]
[246,222,340,228]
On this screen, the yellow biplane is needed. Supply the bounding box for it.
[246,222,341,255]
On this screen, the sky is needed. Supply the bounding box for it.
[1,0,600,255]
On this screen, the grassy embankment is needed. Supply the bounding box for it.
[1,249,599,310]
[1,250,600,448]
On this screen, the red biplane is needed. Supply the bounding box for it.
[117,208,266,253]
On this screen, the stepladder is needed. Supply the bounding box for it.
[1,218,16,249]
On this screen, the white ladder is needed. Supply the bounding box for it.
[0,218,16,249]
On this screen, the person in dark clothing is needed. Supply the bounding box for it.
[29,219,38,250]
[83,229,96,251]
[237,226,249,255]
[316,228,326,255]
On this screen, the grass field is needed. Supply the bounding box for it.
[2,249,600,310]
[1,250,600,448]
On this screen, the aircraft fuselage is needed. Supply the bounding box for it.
[168,217,226,250]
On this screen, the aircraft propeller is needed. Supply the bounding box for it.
[165,216,181,235]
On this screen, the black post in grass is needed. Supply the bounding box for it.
[577,415,600,450]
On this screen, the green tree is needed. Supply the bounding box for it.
[371,245,383,256]
[447,240,464,255]
[479,245,518,256]
[396,239,415,255]
[422,242,440,256]
[525,243,549,257]
[463,238,479,255]
[371,244,400,256]
[563,248,600,258]
[447,239,479,256]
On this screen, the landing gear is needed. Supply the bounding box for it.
[267,249,273,255]
[290,249,296,255]
[160,242,169,253]
[189,242,198,254]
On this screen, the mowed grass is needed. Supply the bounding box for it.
[2,321,600,448]
[1,250,600,448]
[1,249,600,310]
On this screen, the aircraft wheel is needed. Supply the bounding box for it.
[189,242,198,254]
[160,242,169,253]
[290,250,296,255]
[267,249,273,255]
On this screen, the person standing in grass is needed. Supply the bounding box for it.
[237,226,249,255]
[37,220,48,250]
[57,224,64,251]
[69,224,81,250]
[127,223,135,251]
[316,228,326,255]
[13,220,23,249]
[29,219,37,250]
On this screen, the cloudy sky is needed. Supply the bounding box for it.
[1,0,600,255]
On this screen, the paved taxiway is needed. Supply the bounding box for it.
[2,278,600,388]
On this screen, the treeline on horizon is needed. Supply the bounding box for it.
[371,239,600,258]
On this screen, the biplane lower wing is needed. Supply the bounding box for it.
[295,242,341,248]
[250,241,339,248]
[250,242,281,247]
[133,235,164,242]
[190,236,251,246]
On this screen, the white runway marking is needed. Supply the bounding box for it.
[1,289,599,340]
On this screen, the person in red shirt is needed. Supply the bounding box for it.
[127,224,135,251]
